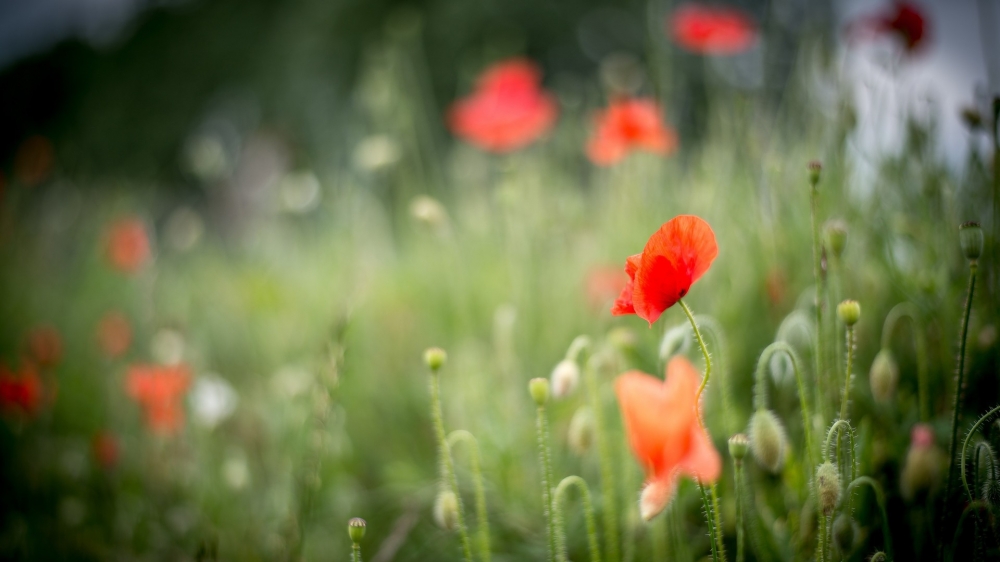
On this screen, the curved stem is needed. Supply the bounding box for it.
[566,335,592,362]
[945,263,979,512]
[845,476,892,560]
[583,358,619,562]
[950,501,995,558]
[880,302,929,421]
[678,299,712,409]
[553,476,602,562]
[960,405,1000,504]
[754,342,815,464]
[695,315,734,434]
[839,326,855,421]
[448,430,492,562]
[430,373,473,562]
[824,419,854,467]
[536,405,556,562]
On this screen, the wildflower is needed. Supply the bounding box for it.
[668,4,757,55]
[748,409,787,473]
[26,324,62,368]
[846,1,928,55]
[125,364,192,435]
[615,356,721,520]
[447,58,558,153]
[96,311,132,359]
[611,215,718,326]
[91,431,120,470]
[549,359,580,399]
[189,375,238,428]
[0,361,44,417]
[586,98,677,166]
[900,423,943,501]
[106,218,151,274]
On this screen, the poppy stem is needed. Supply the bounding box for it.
[678,299,711,406]
[809,180,828,426]
[447,430,492,562]
[733,459,745,562]
[536,402,556,562]
[699,482,720,562]
[838,325,855,421]
[943,261,978,516]
[845,477,892,560]
[553,476,602,562]
[879,303,929,421]
[753,342,816,464]
[429,372,473,562]
[584,357,620,562]
[352,543,362,562]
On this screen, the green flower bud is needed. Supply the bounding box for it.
[959,221,983,261]
[869,348,899,403]
[808,161,822,187]
[837,300,861,326]
[347,517,366,543]
[748,409,788,473]
[816,462,842,516]
[870,551,888,562]
[433,490,459,531]
[529,378,549,406]
[424,347,447,371]
[832,513,855,553]
[728,433,749,461]
[823,219,848,259]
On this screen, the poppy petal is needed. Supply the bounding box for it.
[611,254,641,315]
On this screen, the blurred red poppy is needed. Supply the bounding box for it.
[0,361,44,417]
[586,98,677,166]
[26,325,62,368]
[447,58,558,152]
[14,135,54,187]
[669,4,756,55]
[106,218,151,274]
[612,215,718,326]
[126,364,191,435]
[92,431,120,470]
[97,311,132,359]
[616,355,720,520]
[847,1,927,54]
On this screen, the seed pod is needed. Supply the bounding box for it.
[550,359,580,399]
[808,161,822,187]
[728,433,749,461]
[568,407,595,456]
[832,513,855,553]
[528,378,549,406]
[824,220,848,260]
[347,517,366,543]
[433,490,460,531]
[837,300,861,326]
[816,462,842,516]
[959,221,983,261]
[869,348,899,402]
[748,409,788,473]
[424,347,447,371]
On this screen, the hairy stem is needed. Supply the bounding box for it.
[754,342,816,464]
[839,325,855,421]
[880,302,929,421]
[734,460,745,562]
[352,543,362,562]
[448,430,491,562]
[679,299,712,408]
[944,263,979,515]
[430,373,473,562]
[584,359,620,562]
[960,405,1000,503]
[553,476,602,562]
[810,185,827,425]
[536,404,556,562]
[846,477,892,560]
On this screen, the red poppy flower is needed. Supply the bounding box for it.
[668,4,757,55]
[847,1,927,54]
[106,218,151,274]
[92,431,120,470]
[447,58,558,152]
[586,98,677,166]
[611,215,718,326]
[26,325,62,368]
[0,361,44,417]
[97,311,132,359]
[126,364,191,435]
[616,355,721,520]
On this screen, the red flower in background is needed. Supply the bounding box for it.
[126,364,191,435]
[612,215,718,326]
[587,98,677,166]
[97,311,132,359]
[106,218,151,274]
[26,325,62,368]
[616,356,720,520]
[448,58,558,152]
[586,265,629,311]
[847,1,928,54]
[0,361,45,417]
[669,4,756,55]
[92,431,120,470]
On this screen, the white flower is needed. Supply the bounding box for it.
[190,374,238,428]
[550,359,581,399]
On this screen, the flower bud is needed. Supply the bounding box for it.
[348,517,366,543]
[982,473,1000,507]
[424,347,447,371]
[815,462,842,516]
[550,359,580,399]
[870,552,887,562]
[639,478,673,521]
[837,300,860,326]
[869,349,899,403]
[568,407,595,456]
[529,378,549,406]
[808,161,822,187]
[959,221,983,262]
[433,490,460,531]
[900,424,942,501]
[832,513,855,553]
[823,219,848,260]
[410,195,448,229]
[728,433,749,461]
[658,323,692,361]
[748,409,788,473]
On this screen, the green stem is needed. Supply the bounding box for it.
[352,543,362,562]
[711,483,726,562]
[839,325,855,421]
[810,185,827,425]
[651,514,666,561]
[880,303,929,421]
[960,405,1000,504]
[944,263,979,514]
[678,299,712,406]
[553,476,602,562]
[700,482,720,562]
[584,359,620,562]
[448,430,492,562]
[817,514,829,562]
[824,419,855,475]
[845,477,892,560]
[950,501,995,559]
[753,342,816,464]
[536,404,556,562]
[694,315,735,435]
[430,373,472,562]
[734,460,745,562]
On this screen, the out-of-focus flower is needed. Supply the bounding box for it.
[616,356,720,520]
[668,4,757,55]
[353,135,402,171]
[96,311,131,359]
[900,423,943,501]
[106,218,151,274]
[14,135,55,186]
[189,374,238,428]
[126,364,192,435]
[585,265,628,311]
[612,215,718,326]
[586,98,677,166]
[91,431,120,470]
[0,361,45,417]
[550,359,580,399]
[26,325,62,368]
[448,58,558,153]
[150,329,185,365]
[409,195,450,231]
[846,1,928,55]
